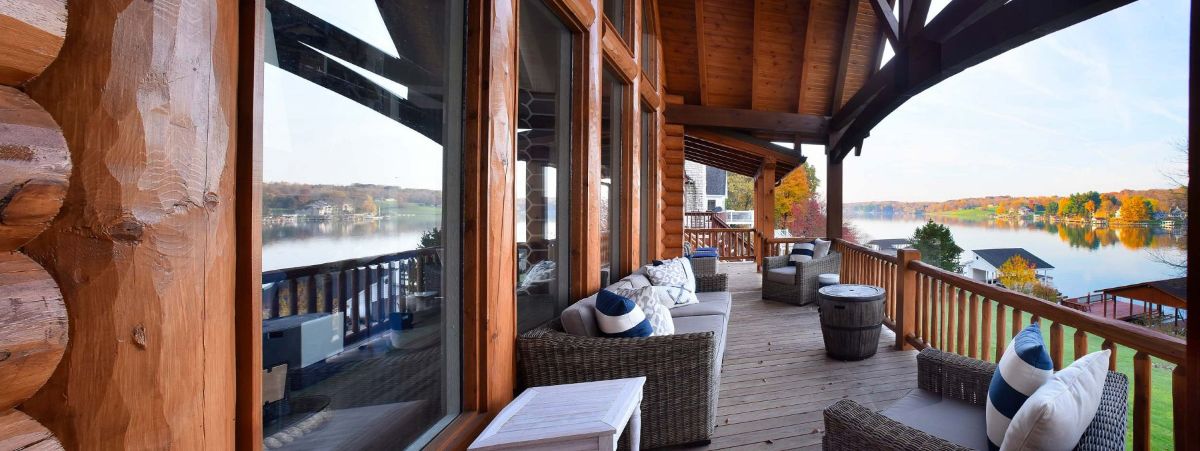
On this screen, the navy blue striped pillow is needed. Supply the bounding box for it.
[594,289,653,337]
[986,323,1053,449]
[788,242,816,266]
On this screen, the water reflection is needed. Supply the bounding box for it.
[263,215,441,272]
[923,216,1187,251]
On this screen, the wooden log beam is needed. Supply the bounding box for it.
[869,0,900,47]
[922,0,1006,43]
[665,103,828,136]
[0,252,67,412]
[826,155,843,239]
[0,0,66,86]
[0,410,62,450]
[832,0,862,111]
[18,1,239,447]
[830,0,1133,160]
[0,86,70,251]
[901,0,931,39]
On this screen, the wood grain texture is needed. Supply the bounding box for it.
[18,0,239,448]
[0,86,69,251]
[0,409,63,450]
[0,0,66,86]
[0,252,66,411]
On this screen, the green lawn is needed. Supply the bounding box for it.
[925,302,1177,449]
[381,201,440,216]
[927,207,996,221]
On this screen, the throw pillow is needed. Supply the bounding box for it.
[987,323,1054,450]
[644,258,690,290]
[610,287,675,336]
[1000,350,1111,451]
[594,289,653,337]
[813,238,832,258]
[646,285,699,309]
[788,242,815,266]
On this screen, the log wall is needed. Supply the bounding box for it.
[17,0,239,448]
[0,1,69,449]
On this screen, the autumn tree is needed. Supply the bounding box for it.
[361,195,379,215]
[997,255,1037,291]
[775,164,818,227]
[911,220,963,272]
[725,173,754,210]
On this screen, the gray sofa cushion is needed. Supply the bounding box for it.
[766,266,797,284]
[561,295,600,337]
[672,314,728,374]
[882,389,988,450]
[670,291,732,319]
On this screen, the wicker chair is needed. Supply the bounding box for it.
[823,348,1129,451]
[516,275,728,449]
[762,252,841,306]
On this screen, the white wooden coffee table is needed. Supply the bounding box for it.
[468,377,645,451]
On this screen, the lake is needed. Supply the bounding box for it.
[262,215,441,272]
[848,215,1187,300]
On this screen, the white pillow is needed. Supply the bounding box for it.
[813,238,832,258]
[646,285,698,309]
[1001,350,1111,451]
[644,258,694,292]
[610,287,675,336]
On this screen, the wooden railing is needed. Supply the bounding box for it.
[685,211,731,228]
[261,248,441,345]
[830,239,1187,451]
[684,228,755,261]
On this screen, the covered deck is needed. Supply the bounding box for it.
[695,262,917,450]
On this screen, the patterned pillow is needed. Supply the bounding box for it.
[644,258,691,291]
[594,289,653,337]
[609,287,675,336]
[789,242,816,266]
[987,323,1053,450]
[647,285,699,309]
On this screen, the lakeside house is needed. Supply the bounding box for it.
[963,248,1055,286]
[865,238,913,256]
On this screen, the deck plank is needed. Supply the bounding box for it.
[697,262,919,450]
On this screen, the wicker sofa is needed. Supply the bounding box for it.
[517,268,731,449]
[762,251,841,305]
[823,348,1128,451]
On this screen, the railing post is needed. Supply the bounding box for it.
[895,248,921,350]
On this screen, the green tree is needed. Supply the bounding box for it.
[910,220,964,272]
[725,173,754,210]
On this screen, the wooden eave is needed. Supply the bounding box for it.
[683,128,802,184]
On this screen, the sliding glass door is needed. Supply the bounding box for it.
[259,0,462,448]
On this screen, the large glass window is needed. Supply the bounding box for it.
[640,106,656,263]
[260,0,462,448]
[605,0,629,43]
[517,0,573,333]
[640,3,657,86]
[601,68,625,285]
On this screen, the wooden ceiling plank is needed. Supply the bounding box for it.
[695,0,710,105]
[750,0,763,110]
[688,128,804,167]
[794,0,820,114]
[831,0,861,111]
[868,0,900,47]
[665,103,828,136]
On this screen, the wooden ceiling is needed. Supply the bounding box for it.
[659,0,888,143]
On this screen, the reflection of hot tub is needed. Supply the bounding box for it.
[263,313,344,370]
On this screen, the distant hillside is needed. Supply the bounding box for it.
[847,188,1186,217]
[263,182,441,213]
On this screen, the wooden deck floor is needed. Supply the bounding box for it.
[687,262,919,451]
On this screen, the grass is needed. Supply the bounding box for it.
[928,207,996,221]
[381,201,440,216]
[921,300,1178,449]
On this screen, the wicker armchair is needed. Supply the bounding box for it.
[762,252,841,306]
[823,348,1128,451]
[696,272,728,292]
[517,321,718,449]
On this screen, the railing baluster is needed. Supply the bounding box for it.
[968,293,979,359]
[306,275,318,314]
[915,274,925,342]
[996,304,1007,361]
[930,280,941,349]
[1101,340,1117,371]
[941,281,950,350]
[1050,322,1063,370]
[349,268,361,336]
[981,297,992,361]
[1133,351,1150,451]
[955,288,967,355]
[1073,330,1088,361]
[1011,307,1021,338]
[286,277,298,317]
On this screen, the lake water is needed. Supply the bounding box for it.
[849,216,1187,300]
[262,215,441,272]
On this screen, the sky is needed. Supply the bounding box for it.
[828,0,1190,203]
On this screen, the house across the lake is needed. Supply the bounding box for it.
[963,248,1055,285]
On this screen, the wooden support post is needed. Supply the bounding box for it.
[826,154,843,239]
[753,159,776,270]
[894,248,920,350]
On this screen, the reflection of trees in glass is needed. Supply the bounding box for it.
[420,227,442,249]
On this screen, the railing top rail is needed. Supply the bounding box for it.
[764,236,822,243]
[684,228,752,233]
[907,259,1186,364]
[262,247,439,284]
[833,238,899,264]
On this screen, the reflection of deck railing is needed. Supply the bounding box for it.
[834,239,1187,450]
[262,248,441,345]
